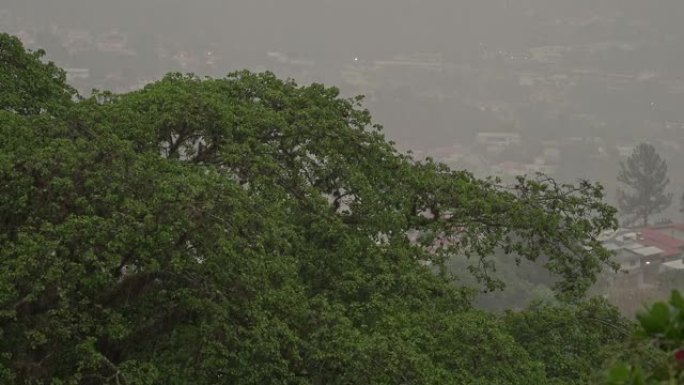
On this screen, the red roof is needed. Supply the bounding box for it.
[639,226,684,258]
[641,228,684,247]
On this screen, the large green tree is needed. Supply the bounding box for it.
[0,33,75,115]
[0,37,624,384]
[616,143,672,227]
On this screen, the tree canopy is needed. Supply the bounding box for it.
[0,33,628,384]
[0,33,75,116]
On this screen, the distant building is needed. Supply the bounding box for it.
[62,29,93,53]
[528,45,570,64]
[373,53,444,72]
[96,30,131,54]
[664,121,684,130]
[65,68,90,81]
[173,51,199,70]
[641,225,684,260]
[492,161,525,177]
[494,158,555,177]
[524,158,557,175]
[661,259,684,273]
[266,51,315,67]
[476,132,521,153]
[615,144,635,157]
[600,224,684,287]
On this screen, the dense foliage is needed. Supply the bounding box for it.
[504,298,633,385]
[605,291,684,385]
[0,33,75,116]
[0,33,631,384]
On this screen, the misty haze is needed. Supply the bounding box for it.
[5,1,684,207]
[2,1,684,384]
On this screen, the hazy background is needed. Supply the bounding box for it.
[3,0,684,222]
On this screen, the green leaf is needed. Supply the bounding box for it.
[607,364,631,383]
[671,290,684,311]
[637,302,671,335]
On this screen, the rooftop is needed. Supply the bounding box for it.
[631,246,664,257]
[639,225,684,258]
[661,259,684,271]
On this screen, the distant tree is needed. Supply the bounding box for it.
[616,143,672,227]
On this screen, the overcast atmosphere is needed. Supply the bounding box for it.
[3,2,684,382]
[4,1,684,215]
